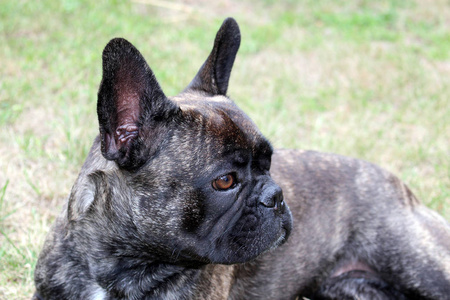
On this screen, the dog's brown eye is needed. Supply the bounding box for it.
[212,174,236,191]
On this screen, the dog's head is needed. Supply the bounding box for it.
[71,18,292,265]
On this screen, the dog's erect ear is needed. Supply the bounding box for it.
[97,38,178,169]
[185,17,241,96]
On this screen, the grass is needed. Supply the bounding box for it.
[0,0,449,298]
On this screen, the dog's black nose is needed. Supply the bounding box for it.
[260,188,285,213]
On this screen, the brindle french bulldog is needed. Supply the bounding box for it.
[33,18,450,300]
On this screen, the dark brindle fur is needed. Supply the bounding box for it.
[34,18,450,300]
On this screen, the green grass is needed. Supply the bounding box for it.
[1,0,449,298]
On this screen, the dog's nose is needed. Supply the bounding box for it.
[260,187,285,213]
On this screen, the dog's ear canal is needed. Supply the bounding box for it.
[185,17,241,96]
[97,38,178,170]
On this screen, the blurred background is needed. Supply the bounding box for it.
[0,0,449,298]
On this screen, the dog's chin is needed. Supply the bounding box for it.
[261,209,292,251]
[269,226,289,250]
[241,228,290,263]
[258,213,293,258]
[202,223,291,265]
[158,223,290,266]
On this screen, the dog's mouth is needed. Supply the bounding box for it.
[266,222,291,253]
[247,201,293,258]
[255,227,290,263]
[275,207,293,247]
[270,229,287,249]
[330,260,377,278]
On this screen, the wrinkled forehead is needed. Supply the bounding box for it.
[170,92,272,155]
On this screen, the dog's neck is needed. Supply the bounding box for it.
[94,258,200,299]
[88,254,234,299]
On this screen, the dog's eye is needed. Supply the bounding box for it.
[212,174,236,191]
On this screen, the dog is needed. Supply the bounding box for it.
[33,18,450,300]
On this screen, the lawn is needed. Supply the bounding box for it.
[0,0,449,298]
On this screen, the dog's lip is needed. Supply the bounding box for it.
[268,226,289,251]
[331,260,376,278]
